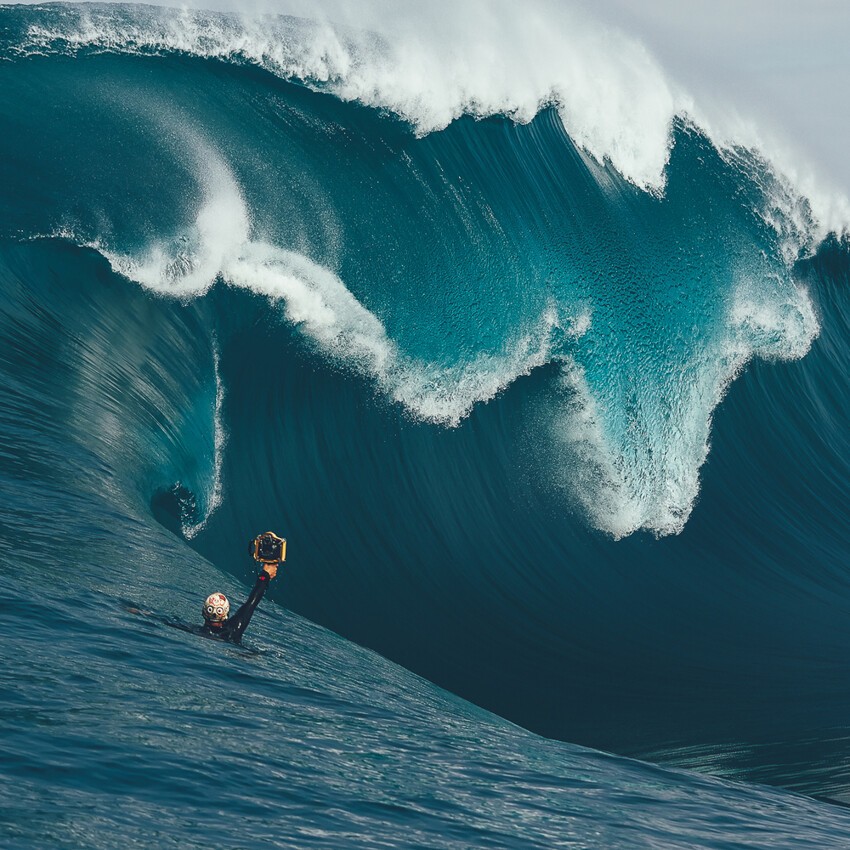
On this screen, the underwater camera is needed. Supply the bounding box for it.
[249,531,287,564]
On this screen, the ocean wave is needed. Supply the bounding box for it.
[0,2,830,541]
[5,7,850,800]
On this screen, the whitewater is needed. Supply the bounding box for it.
[3,2,850,848]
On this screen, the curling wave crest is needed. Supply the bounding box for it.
[2,0,697,192]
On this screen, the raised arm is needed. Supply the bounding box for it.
[226,563,278,641]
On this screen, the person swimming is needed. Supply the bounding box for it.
[199,531,286,644]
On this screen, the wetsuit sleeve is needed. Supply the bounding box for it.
[225,570,271,641]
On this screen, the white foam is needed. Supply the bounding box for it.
[549,354,710,539]
[106,135,251,295]
[105,138,577,427]
[550,274,818,538]
[728,276,819,363]
[184,338,226,539]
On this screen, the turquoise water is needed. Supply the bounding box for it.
[3,4,850,846]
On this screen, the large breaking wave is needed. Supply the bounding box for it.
[4,3,850,836]
[1,2,832,537]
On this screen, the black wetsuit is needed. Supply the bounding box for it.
[202,569,272,644]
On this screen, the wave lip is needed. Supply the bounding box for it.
[9,0,850,233]
[8,1,683,191]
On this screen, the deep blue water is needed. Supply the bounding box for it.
[3,3,850,847]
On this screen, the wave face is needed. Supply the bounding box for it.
[0,3,822,538]
[4,3,850,839]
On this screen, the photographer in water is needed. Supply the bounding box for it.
[201,531,286,643]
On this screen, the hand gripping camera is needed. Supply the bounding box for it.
[249,531,287,564]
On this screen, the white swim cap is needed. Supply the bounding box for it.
[203,592,230,623]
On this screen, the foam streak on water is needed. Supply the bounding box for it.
[103,139,577,428]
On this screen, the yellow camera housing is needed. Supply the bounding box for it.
[250,530,287,564]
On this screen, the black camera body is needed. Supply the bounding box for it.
[249,531,287,564]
